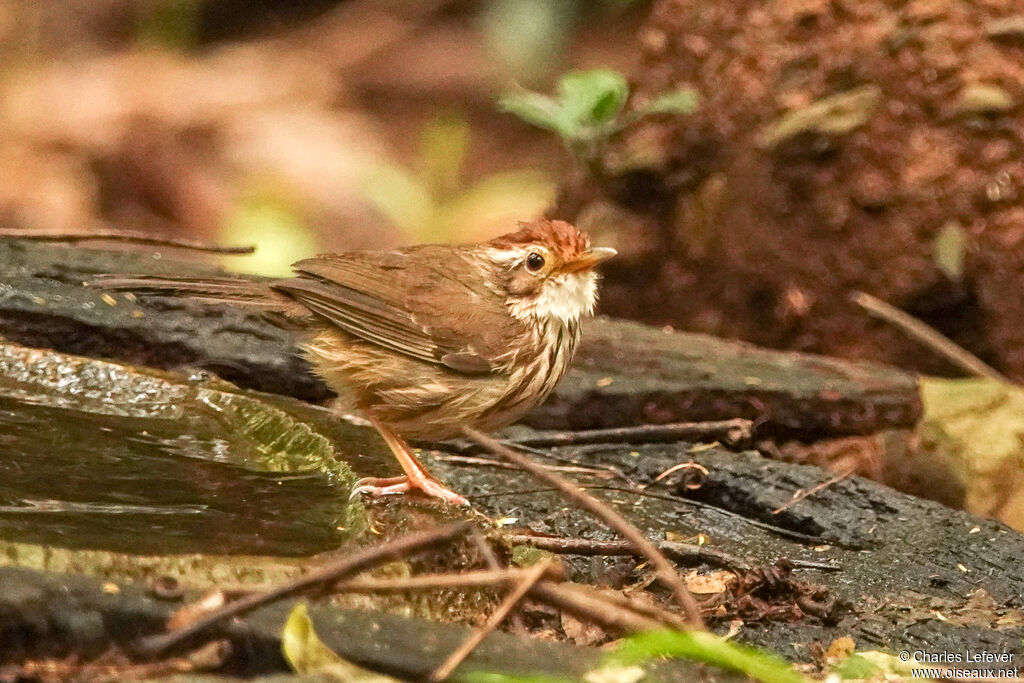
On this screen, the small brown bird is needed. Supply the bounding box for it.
[96,220,615,505]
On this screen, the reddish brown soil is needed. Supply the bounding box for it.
[555,0,1024,378]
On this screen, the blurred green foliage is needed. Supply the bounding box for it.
[220,191,319,276]
[481,0,650,83]
[136,0,203,50]
[499,68,697,164]
[464,628,807,682]
[609,630,806,683]
[360,113,553,243]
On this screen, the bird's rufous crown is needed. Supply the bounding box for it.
[488,219,591,261]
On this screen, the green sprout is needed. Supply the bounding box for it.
[499,68,698,165]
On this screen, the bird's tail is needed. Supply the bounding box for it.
[90,274,311,323]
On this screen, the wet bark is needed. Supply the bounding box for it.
[0,240,921,438]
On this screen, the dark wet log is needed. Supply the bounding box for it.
[526,318,921,436]
[0,240,921,438]
[429,441,1024,668]
[0,567,735,682]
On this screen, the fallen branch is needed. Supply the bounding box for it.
[134,522,472,657]
[504,534,750,571]
[546,581,691,631]
[430,560,552,681]
[528,581,665,632]
[510,419,754,448]
[851,291,1008,382]
[0,229,256,255]
[431,453,617,479]
[446,417,753,454]
[463,427,704,629]
[335,566,564,593]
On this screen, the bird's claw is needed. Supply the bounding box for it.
[350,475,469,506]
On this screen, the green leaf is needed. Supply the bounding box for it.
[641,88,699,116]
[498,91,569,137]
[282,603,399,682]
[831,653,883,679]
[557,68,630,129]
[831,650,916,679]
[608,630,807,683]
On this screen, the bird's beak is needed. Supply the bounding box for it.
[562,247,617,274]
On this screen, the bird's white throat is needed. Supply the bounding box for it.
[530,271,598,325]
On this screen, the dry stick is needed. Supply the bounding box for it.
[469,529,502,570]
[134,522,472,657]
[429,560,552,682]
[0,229,256,255]
[511,419,754,449]
[463,427,704,629]
[529,581,664,632]
[432,454,617,478]
[771,467,856,515]
[851,291,1009,382]
[337,570,683,633]
[505,534,750,571]
[337,567,563,593]
[549,581,691,631]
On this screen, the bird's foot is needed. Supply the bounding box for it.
[351,475,469,506]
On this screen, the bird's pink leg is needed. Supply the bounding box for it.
[351,418,469,506]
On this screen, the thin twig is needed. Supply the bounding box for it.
[550,582,691,631]
[528,581,664,632]
[336,567,563,593]
[651,461,711,490]
[771,468,856,515]
[474,484,841,547]
[337,564,684,634]
[469,529,502,570]
[851,291,1008,382]
[431,453,617,478]
[510,419,754,448]
[463,427,704,629]
[789,559,842,571]
[429,561,551,681]
[504,534,749,571]
[134,523,472,657]
[0,229,256,255]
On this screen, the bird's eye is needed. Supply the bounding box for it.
[526,252,545,272]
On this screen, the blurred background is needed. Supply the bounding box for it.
[3,0,1024,528]
[4,5,1024,396]
[0,0,643,274]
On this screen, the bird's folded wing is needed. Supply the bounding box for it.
[275,248,521,374]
